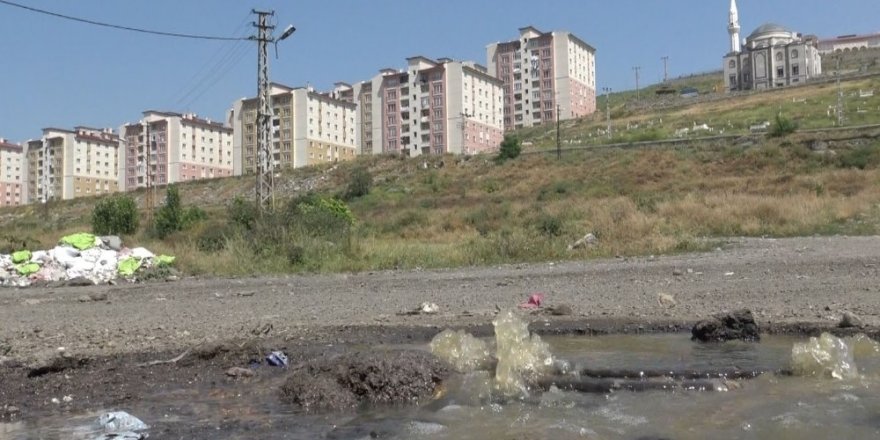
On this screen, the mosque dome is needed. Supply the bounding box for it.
[749,23,791,39]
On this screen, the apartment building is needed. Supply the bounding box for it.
[230,84,358,174]
[0,138,24,207]
[25,127,120,202]
[343,56,504,157]
[119,111,233,191]
[487,26,597,131]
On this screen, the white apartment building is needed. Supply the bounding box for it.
[119,111,233,191]
[229,84,358,174]
[339,56,504,157]
[487,26,597,131]
[0,138,24,207]
[25,127,120,202]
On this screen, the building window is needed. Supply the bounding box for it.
[433,121,442,132]
[543,80,552,89]
[777,67,784,78]
[433,96,442,106]
[792,64,800,76]
[433,84,443,94]
[791,49,799,59]
[776,52,783,62]
[729,59,736,69]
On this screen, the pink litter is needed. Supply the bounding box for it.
[519,293,545,309]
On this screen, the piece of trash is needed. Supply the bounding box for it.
[420,302,439,314]
[266,351,289,367]
[657,292,677,308]
[60,233,99,251]
[16,262,41,276]
[724,272,735,276]
[155,255,176,267]
[50,397,60,404]
[117,257,142,277]
[96,411,149,434]
[11,250,32,264]
[62,395,73,403]
[518,293,545,309]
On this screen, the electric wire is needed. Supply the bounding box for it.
[0,0,249,41]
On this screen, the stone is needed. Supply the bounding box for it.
[672,268,684,276]
[691,309,760,342]
[809,140,829,151]
[838,311,863,328]
[225,367,255,378]
[66,277,94,287]
[567,233,598,251]
[100,236,123,251]
[549,304,573,316]
[657,293,676,308]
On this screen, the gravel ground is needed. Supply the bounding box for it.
[1,235,879,360]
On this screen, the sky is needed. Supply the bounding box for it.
[0,0,875,142]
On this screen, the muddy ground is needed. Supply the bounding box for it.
[1,235,880,428]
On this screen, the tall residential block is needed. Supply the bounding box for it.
[24,127,120,202]
[342,56,504,157]
[119,111,233,191]
[229,84,358,174]
[487,26,597,131]
[0,138,24,207]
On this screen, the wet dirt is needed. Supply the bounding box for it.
[2,236,880,435]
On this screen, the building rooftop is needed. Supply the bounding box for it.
[749,23,791,39]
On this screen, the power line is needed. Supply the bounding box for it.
[0,0,249,41]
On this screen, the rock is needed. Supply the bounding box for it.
[809,140,829,151]
[419,302,439,314]
[77,292,108,302]
[567,233,598,251]
[280,350,449,411]
[66,277,94,287]
[549,304,573,316]
[100,236,123,251]
[672,268,683,276]
[225,367,255,378]
[691,309,760,342]
[657,293,676,308]
[838,311,863,328]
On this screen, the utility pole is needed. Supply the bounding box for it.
[661,56,669,83]
[602,87,612,139]
[250,10,295,214]
[142,121,154,226]
[633,66,642,101]
[460,111,472,155]
[836,56,845,126]
[556,104,561,160]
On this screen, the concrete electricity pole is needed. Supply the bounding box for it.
[250,10,295,214]
[602,87,612,139]
[633,66,642,101]
[836,56,845,126]
[459,111,472,155]
[661,56,669,83]
[556,104,561,160]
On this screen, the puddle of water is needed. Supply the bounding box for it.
[5,331,880,439]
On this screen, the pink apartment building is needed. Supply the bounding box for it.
[0,138,23,207]
[487,26,597,130]
[120,111,233,191]
[336,56,505,157]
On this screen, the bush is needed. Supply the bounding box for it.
[153,185,183,239]
[496,135,522,163]
[536,214,563,237]
[92,195,139,235]
[837,146,879,170]
[344,167,372,200]
[196,224,229,252]
[228,196,257,231]
[769,113,798,137]
[182,206,208,229]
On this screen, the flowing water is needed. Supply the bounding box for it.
[3,323,880,439]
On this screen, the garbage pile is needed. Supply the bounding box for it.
[0,232,174,288]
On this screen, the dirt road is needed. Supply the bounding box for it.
[2,235,879,360]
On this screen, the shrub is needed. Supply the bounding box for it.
[496,135,522,163]
[837,146,878,170]
[344,167,373,200]
[196,224,229,252]
[228,196,257,231]
[769,113,798,137]
[536,214,563,237]
[154,184,183,239]
[92,195,139,235]
[182,206,208,229]
[285,243,305,265]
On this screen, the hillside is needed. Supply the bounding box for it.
[1,75,879,277]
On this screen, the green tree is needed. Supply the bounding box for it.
[344,166,373,200]
[154,184,183,238]
[91,195,139,235]
[496,134,522,163]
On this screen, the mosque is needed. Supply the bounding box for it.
[723,0,822,92]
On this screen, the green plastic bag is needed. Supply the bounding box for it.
[155,255,176,267]
[16,262,40,276]
[60,233,98,251]
[117,257,142,277]
[11,250,32,264]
